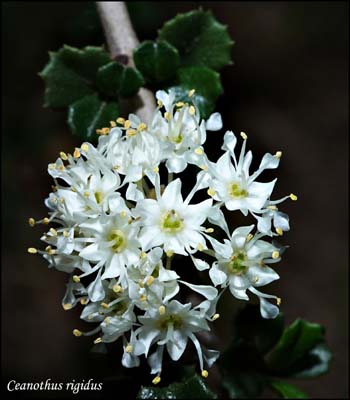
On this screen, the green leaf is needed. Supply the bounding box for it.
[67,94,119,141]
[169,66,223,118]
[222,372,266,399]
[136,374,217,399]
[235,305,285,355]
[97,61,144,98]
[288,343,332,378]
[134,40,180,84]
[267,319,325,372]
[158,9,234,70]
[270,381,308,399]
[40,45,111,107]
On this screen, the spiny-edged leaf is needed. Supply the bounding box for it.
[235,304,285,355]
[267,319,325,372]
[136,374,217,399]
[134,40,180,84]
[222,372,266,399]
[158,9,234,70]
[287,343,332,378]
[67,94,119,141]
[97,62,144,98]
[40,45,111,107]
[270,381,308,399]
[169,66,223,118]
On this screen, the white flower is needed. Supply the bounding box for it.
[135,177,212,255]
[207,131,281,217]
[207,225,281,318]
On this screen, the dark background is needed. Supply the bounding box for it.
[1,1,349,398]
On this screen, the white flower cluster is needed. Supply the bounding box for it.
[28,89,297,384]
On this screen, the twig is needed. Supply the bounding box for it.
[96,1,156,123]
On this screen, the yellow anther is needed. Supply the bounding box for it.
[205,228,214,233]
[110,120,116,127]
[28,217,35,227]
[275,151,282,159]
[80,298,88,305]
[119,211,127,218]
[72,275,80,283]
[101,302,109,309]
[137,123,147,132]
[140,251,147,259]
[140,294,147,302]
[125,344,133,353]
[153,166,159,173]
[45,245,52,252]
[73,148,80,158]
[152,376,161,385]
[272,251,280,259]
[164,111,171,121]
[63,230,69,237]
[200,165,208,171]
[189,105,196,115]
[98,127,110,135]
[43,217,50,225]
[212,313,220,321]
[73,329,82,337]
[87,314,94,320]
[276,228,283,236]
[113,284,122,293]
[243,235,252,244]
[27,247,37,254]
[159,306,166,315]
[254,276,259,283]
[48,163,56,170]
[117,117,125,125]
[81,143,89,152]
[124,120,131,129]
[277,297,282,306]
[94,338,102,344]
[49,228,58,236]
[146,276,155,286]
[62,303,72,310]
[267,205,278,211]
[165,250,174,257]
[83,191,90,198]
[201,370,209,378]
[240,131,248,140]
[207,188,216,197]
[195,147,203,155]
[60,198,65,204]
[157,100,163,108]
[48,248,56,255]
[60,152,68,160]
[138,279,145,288]
[188,89,195,97]
[126,129,137,136]
[176,101,185,107]
[70,186,77,192]
[113,165,120,171]
[57,165,65,171]
[104,317,111,325]
[290,193,298,201]
[197,243,204,251]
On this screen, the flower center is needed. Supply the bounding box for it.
[227,251,248,275]
[170,134,183,144]
[229,183,248,199]
[107,229,127,253]
[161,210,184,233]
[158,314,183,330]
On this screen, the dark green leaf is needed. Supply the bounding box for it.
[158,10,234,70]
[97,62,144,98]
[267,319,325,372]
[235,305,285,355]
[288,343,332,378]
[134,40,180,84]
[67,94,119,141]
[136,374,217,399]
[270,381,308,399]
[169,66,223,118]
[40,45,111,107]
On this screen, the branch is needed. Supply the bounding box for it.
[96,1,156,123]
